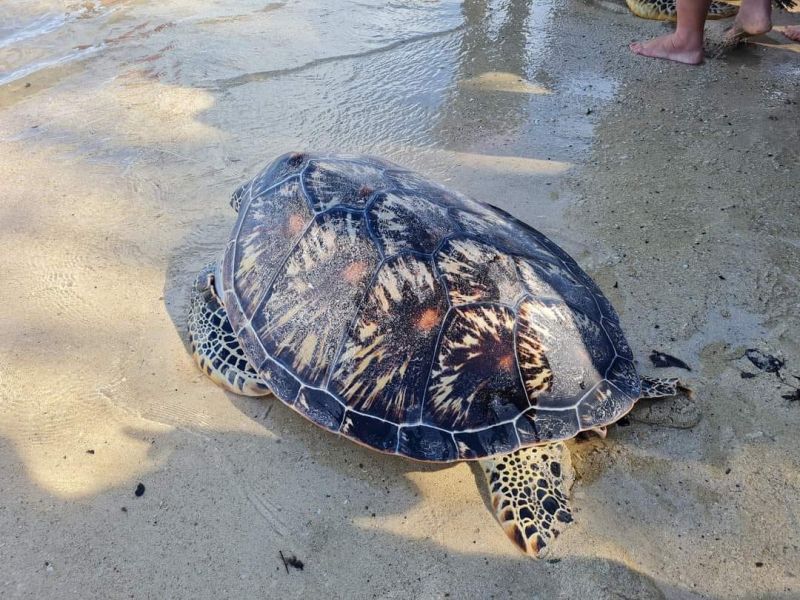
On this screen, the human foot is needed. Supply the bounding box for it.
[777,25,800,42]
[725,0,772,41]
[630,32,704,64]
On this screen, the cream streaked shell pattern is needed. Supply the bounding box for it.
[220,153,639,461]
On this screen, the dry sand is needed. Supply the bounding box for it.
[0,0,798,598]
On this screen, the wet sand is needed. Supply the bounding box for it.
[1,1,799,598]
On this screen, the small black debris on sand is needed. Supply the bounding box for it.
[134,483,145,497]
[85,449,95,454]
[279,551,304,573]
[649,351,691,371]
[740,372,757,379]
[781,389,800,403]
[745,349,784,376]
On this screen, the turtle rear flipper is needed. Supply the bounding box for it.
[480,443,575,558]
[188,265,271,397]
[626,0,737,21]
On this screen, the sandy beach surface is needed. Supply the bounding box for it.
[1,1,799,598]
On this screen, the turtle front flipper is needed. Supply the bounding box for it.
[626,0,737,21]
[188,265,271,397]
[640,376,690,399]
[480,443,575,558]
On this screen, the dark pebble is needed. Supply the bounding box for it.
[134,483,146,497]
[86,449,95,454]
[740,372,757,379]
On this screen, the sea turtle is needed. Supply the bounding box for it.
[626,0,794,21]
[626,0,736,21]
[188,152,687,557]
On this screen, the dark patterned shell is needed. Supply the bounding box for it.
[220,153,639,462]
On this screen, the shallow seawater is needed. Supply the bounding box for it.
[0,0,602,188]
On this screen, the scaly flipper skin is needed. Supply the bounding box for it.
[626,0,737,21]
[480,443,575,558]
[639,376,690,399]
[188,265,272,397]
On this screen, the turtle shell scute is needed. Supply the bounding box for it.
[341,411,399,452]
[397,425,458,461]
[296,387,346,431]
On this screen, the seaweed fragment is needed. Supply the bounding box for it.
[279,551,304,573]
[745,349,784,375]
